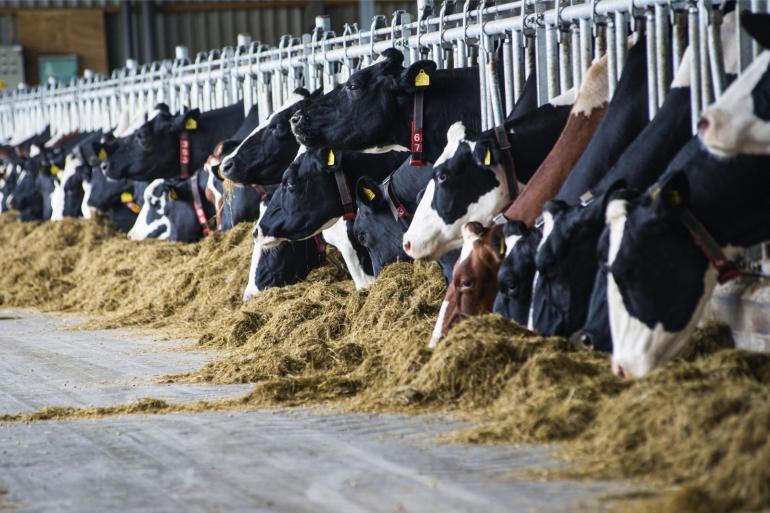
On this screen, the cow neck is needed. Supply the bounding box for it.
[648,183,739,284]
[189,170,215,236]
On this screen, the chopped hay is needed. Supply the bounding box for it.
[1,212,769,513]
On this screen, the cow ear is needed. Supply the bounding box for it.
[400,60,437,92]
[173,109,201,132]
[292,87,311,98]
[651,171,689,216]
[355,176,384,209]
[741,11,770,50]
[472,138,499,168]
[504,219,529,237]
[543,199,569,217]
[379,48,405,73]
[599,179,628,217]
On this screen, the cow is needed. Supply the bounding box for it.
[604,11,770,378]
[429,221,505,347]
[103,102,245,182]
[220,89,321,185]
[242,196,327,301]
[51,131,104,220]
[541,9,739,349]
[291,48,482,161]
[401,78,580,261]
[85,165,144,233]
[494,220,541,325]
[9,156,44,221]
[128,170,217,242]
[529,38,651,338]
[202,141,262,231]
[258,149,408,288]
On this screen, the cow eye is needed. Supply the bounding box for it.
[285,178,297,192]
[436,173,447,184]
[460,279,472,289]
[347,82,360,91]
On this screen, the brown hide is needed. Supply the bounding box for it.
[438,223,505,343]
[503,106,606,226]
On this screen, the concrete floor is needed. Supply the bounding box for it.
[0,309,626,513]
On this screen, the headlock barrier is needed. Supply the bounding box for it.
[4,1,770,277]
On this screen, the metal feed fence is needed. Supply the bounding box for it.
[0,1,767,143]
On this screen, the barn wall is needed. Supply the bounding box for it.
[16,9,108,84]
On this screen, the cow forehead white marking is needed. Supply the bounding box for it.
[459,225,482,263]
[504,234,522,257]
[433,122,476,168]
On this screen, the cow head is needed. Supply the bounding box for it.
[50,154,86,220]
[353,175,411,275]
[258,148,348,246]
[291,48,433,150]
[105,104,198,181]
[698,13,770,157]
[127,178,174,240]
[495,220,541,326]
[604,173,714,379]
[220,88,316,185]
[429,222,504,347]
[402,122,508,260]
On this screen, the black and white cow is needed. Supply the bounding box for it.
[51,131,104,220]
[291,49,482,160]
[9,155,44,221]
[493,220,541,325]
[538,11,739,348]
[259,149,407,288]
[128,171,216,242]
[604,11,770,378]
[220,89,320,185]
[529,38,651,338]
[103,102,245,181]
[242,196,327,301]
[85,165,144,233]
[401,89,576,260]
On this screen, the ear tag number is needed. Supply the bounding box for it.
[415,69,430,87]
[327,149,336,166]
[484,147,491,166]
[362,187,376,201]
[185,117,198,130]
[98,149,108,161]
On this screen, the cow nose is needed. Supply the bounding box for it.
[504,286,518,298]
[221,158,234,175]
[403,238,412,254]
[697,116,710,134]
[290,111,303,126]
[611,361,633,380]
[100,161,109,173]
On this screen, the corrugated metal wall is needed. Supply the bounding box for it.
[106,2,415,70]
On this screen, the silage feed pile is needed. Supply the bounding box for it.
[1,212,769,513]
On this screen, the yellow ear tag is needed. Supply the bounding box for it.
[50,164,60,175]
[327,149,335,166]
[120,192,134,203]
[499,236,505,256]
[185,117,198,130]
[168,189,177,200]
[668,190,681,206]
[361,187,376,201]
[415,69,430,87]
[484,147,491,166]
[98,148,108,161]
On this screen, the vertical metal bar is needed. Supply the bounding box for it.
[646,9,658,119]
[571,23,581,91]
[615,10,627,75]
[579,17,592,78]
[672,9,686,74]
[707,10,726,99]
[688,4,702,133]
[512,29,525,101]
[524,35,536,79]
[698,2,713,109]
[655,2,670,107]
[545,23,559,101]
[736,2,754,74]
[121,0,134,62]
[594,23,606,60]
[751,0,764,58]
[503,31,515,115]
[141,0,157,64]
[559,27,573,93]
[606,16,617,97]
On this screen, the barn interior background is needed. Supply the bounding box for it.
[0,0,769,348]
